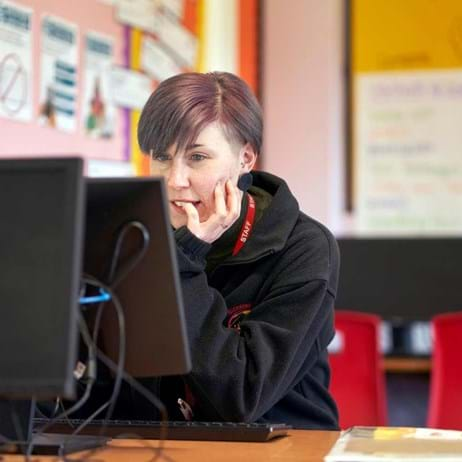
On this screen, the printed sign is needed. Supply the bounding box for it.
[0,1,33,122]
[39,15,78,132]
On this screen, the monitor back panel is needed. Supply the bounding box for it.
[84,177,191,377]
[0,158,83,399]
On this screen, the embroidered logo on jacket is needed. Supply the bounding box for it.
[226,303,252,331]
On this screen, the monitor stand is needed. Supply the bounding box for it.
[0,399,108,456]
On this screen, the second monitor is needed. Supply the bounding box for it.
[83,177,191,378]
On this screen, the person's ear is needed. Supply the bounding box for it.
[239,144,257,173]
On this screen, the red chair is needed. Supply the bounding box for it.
[329,310,387,428]
[427,312,462,429]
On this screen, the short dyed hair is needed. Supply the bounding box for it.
[137,72,262,157]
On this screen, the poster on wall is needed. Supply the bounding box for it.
[0,1,33,122]
[116,0,196,69]
[115,0,160,33]
[39,15,78,132]
[82,31,115,139]
[141,35,181,82]
[159,0,183,20]
[352,0,462,235]
[109,66,152,110]
[153,8,197,68]
[355,71,462,234]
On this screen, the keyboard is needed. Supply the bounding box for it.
[33,418,291,442]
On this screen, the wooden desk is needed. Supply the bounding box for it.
[2,430,340,462]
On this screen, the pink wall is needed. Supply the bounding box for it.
[0,0,125,162]
[262,0,347,232]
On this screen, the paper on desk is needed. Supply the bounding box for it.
[325,426,462,461]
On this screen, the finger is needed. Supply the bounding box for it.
[214,181,228,219]
[226,180,240,220]
[182,202,200,225]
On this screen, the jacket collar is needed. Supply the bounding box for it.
[226,171,300,264]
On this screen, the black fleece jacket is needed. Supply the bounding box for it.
[169,171,339,429]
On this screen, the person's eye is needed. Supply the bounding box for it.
[190,153,207,161]
[153,153,171,162]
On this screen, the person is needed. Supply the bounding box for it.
[133,71,339,429]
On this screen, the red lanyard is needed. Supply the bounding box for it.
[232,193,256,256]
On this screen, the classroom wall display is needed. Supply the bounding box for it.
[116,0,197,69]
[0,0,259,177]
[352,0,462,235]
[124,0,260,175]
[82,31,115,139]
[116,0,159,34]
[109,65,153,110]
[141,35,182,82]
[0,1,126,165]
[39,14,78,132]
[0,0,33,122]
[123,0,202,176]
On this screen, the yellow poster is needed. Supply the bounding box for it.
[353,0,462,234]
[353,0,462,73]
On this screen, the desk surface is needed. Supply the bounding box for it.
[3,430,340,462]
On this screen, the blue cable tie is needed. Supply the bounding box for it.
[79,288,111,305]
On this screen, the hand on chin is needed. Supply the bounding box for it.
[176,180,241,244]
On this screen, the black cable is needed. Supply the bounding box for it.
[57,222,151,455]
[88,337,169,462]
[58,399,76,428]
[88,221,150,426]
[95,335,169,425]
[106,220,150,288]
[33,220,157,460]
[61,280,169,462]
[37,317,96,429]
[80,222,169,461]
[0,313,96,458]
[43,220,150,454]
[82,221,149,424]
[29,292,114,461]
[88,220,149,354]
[0,223,149,459]
[80,277,126,434]
[26,313,97,458]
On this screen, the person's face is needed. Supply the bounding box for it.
[149,122,255,229]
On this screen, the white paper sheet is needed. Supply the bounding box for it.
[82,31,115,138]
[109,66,153,110]
[39,15,78,132]
[0,0,33,122]
[356,70,462,234]
[141,35,181,81]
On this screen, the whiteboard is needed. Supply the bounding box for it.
[352,0,462,235]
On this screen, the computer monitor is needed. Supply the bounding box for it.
[0,157,90,452]
[83,177,191,377]
[0,157,84,399]
[0,161,190,453]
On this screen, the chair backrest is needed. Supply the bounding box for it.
[329,310,387,428]
[427,312,462,429]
